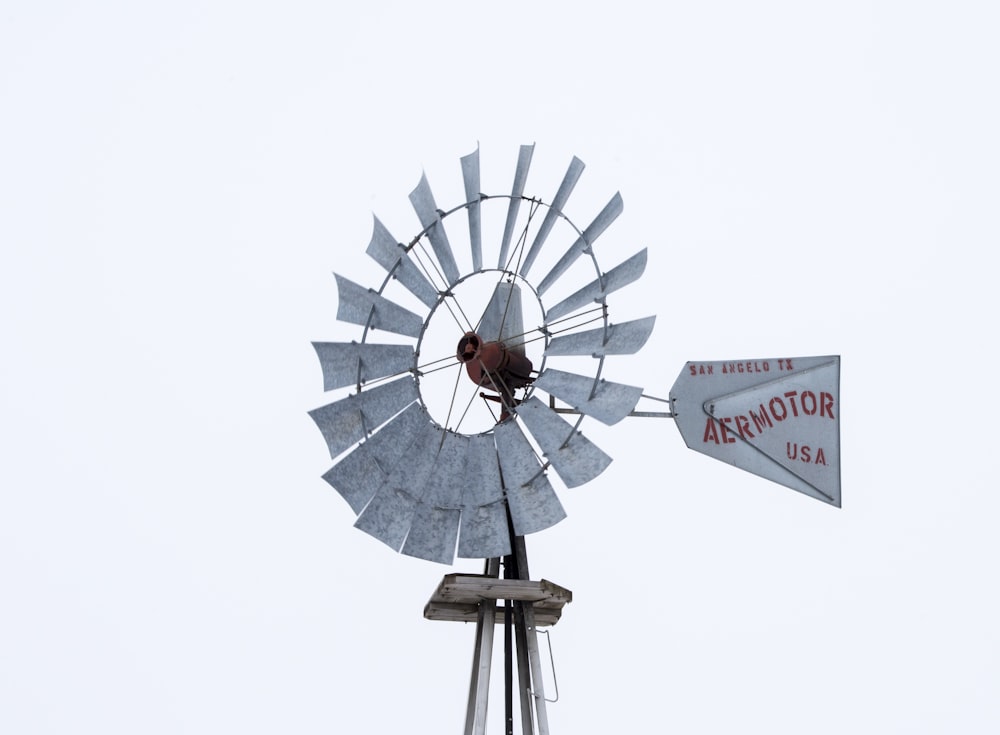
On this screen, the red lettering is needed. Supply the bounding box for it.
[800,390,817,415]
[703,418,720,444]
[783,391,800,417]
[769,396,788,422]
[750,405,772,433]
[800,445,811,463]
[735,415,754,439]
[816,447,827,465]
[820,392,835,419]
[720,417,736,443]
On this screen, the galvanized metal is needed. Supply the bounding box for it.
[493,420,566,536]
[514,397,612,488]
[353,421,444,550]
[312,341,414,391]
[409,172,461,287]
[544,248,648,322]
[465,583,497,735]
[544,315,656,357]
[308,376,419,459]
[669,355,842,506]
[365,215,439,308]
[477,282,526,354]
[536,192,623,296]
[457,434,510,559]
[401,431,466,563]
[313,144,654,569]
[334,274,424,338]
[321,402,429,513]
[519,156,585,278]
[498,144,535,270]
[461,146,483,272]
[532,368,643,426]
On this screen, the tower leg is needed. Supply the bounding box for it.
[464,558,500,735]
[521,603,550,735]
[511,535,549,735]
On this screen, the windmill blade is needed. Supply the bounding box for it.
[401,431,466,563]
[461,147,483,272]
[498,143,534,270]
[457,434,510,559]
[514,397,612,488]
[519,156,585,279]
[334,274,424,338]
[477,282,525,357]
[544,248,648,323]
[536,192,624,296]
[410,173,461,287]
[321,402,429,514]
[354,421,444,551]
[312,342,414,391]
[308,376,419,459]
[544,316,656,357]
[366,215,439,308]
[532,368,642,426]
[494,419,566,536]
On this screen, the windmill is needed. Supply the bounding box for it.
[309,145,841,734]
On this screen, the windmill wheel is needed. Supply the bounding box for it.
[310,145,655,564]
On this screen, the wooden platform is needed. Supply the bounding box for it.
[424,574,573,627]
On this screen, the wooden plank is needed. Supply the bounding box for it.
[424,602,564,627]
[430,574,572,605]
[424,574,571,627]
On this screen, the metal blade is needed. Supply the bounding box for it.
[400,431,466,563]
[334,274,424,338]
[536,192,623,296]
[321,402,429,514]
[461,146,483,272]
[494,420,566,536]
[409,173,461,287]
[353,421,444,551]
[544,316,656,357]
[514,397,612,488]
[498,144,534,270]
[457,434,509,559]
[312,342,414,391]
[401,505,461,564]
[477,282,526,357]
[366,215,439,309]
[519,156,585,278]
[544,248,648,323]
[457,503,510,559]
[532,368,642,426]
[308,376,419,458]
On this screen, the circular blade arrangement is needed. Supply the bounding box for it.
[310,145,655,564]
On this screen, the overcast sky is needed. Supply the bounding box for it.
[2,2,998,733]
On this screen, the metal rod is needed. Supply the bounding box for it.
[547,406,674,418]
[504,565,514,735]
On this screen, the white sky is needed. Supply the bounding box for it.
[2,2,998,733]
